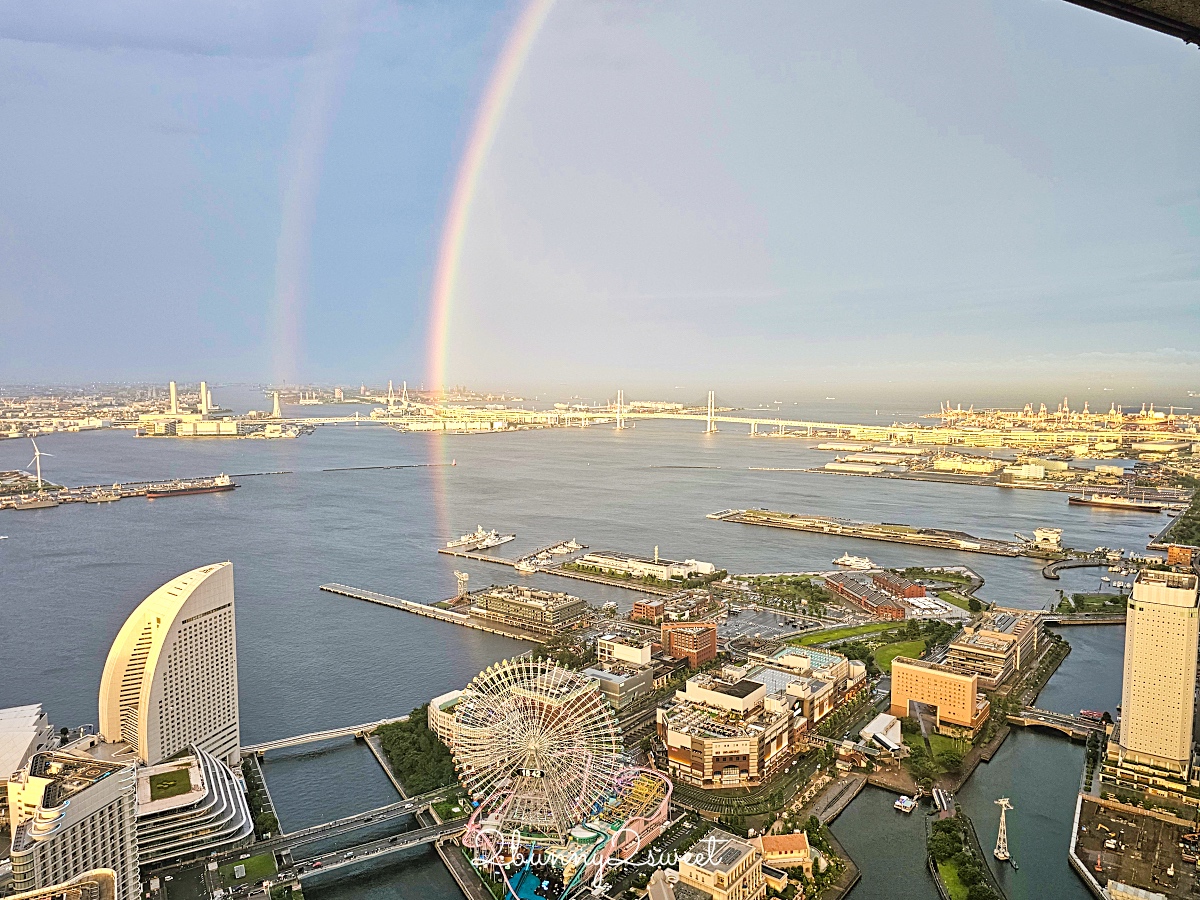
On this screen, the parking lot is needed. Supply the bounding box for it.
[719,606,818,642]
[1075,797,1198,899]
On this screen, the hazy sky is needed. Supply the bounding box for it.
[1,1,1197,398]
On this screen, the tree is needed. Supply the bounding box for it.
[928,831,960,862]
[967,883,997,900]
[938,748,965,772]
[968,597,983,612]
[900,716,921,735]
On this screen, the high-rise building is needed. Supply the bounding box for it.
[1112,570,1199,776]
[7,753,138,900]
[98,562,240,766]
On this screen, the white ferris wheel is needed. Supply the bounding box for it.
[453,656,624,841]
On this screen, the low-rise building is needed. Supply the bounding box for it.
[0,705,55,800]
[872,571,926,599]
[661,622,719,667]
[578,550,716,583]
[942,607,1044,690]
[657,668,805,789]
[890,657,990,738]
[677,829,767,900]
[135,746,253,866]
[825,572,906,620]
[470,585,586,634]
[632,599,666,624]
[427,690,463,747]
[598,633,654,666]
[750,832,814,877]
[7,869,118,900]
[582,664,655,709]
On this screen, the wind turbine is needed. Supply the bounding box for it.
[28,437,52,490]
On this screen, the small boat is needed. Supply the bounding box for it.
[834,553,875,570]
[894,796,918,813]
[514,560,537,575]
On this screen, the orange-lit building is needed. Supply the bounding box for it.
[889,657,990,738]
[660,621,718,667]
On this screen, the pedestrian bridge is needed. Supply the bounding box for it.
[294,819,468,878]
[244,716,408,753]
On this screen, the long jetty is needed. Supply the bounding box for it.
[320,583,545,642]
[710,508,1025,557]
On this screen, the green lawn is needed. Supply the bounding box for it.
[148,767,193,801]
[792,622,898,646]
[1060,592,1127,614]
[937,859,969,900]
[874,640,925,672]
[433,794,468,821]
[937,590,974,612]
[218,852,277,889]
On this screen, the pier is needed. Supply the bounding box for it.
[711,508,1025,557]
[320,582,546,642]
[0,473,238,511]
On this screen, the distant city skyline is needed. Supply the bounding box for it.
[0,1,1196,395]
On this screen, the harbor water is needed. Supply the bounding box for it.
[0,408,1147,898]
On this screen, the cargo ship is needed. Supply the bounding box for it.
[1068,493,1165,513]
[145,474,236,499]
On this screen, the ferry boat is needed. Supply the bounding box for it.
[894,796,918,813]
[145,474,236,499]
[834,553,875,570]
[514,560,537,575]
[1068,493,1166,513]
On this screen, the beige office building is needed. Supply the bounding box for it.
[1113,570,1200,775]
[7,753,138,900]
[890,657,990,737]
[677,828,767,900]
[98,562,240,766]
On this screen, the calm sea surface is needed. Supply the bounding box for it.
[0,404,1147,898]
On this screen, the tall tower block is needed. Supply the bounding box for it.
[1114,570,1199,775]
[199,381,209,415]
[271,392,282,418]
[169,381,178,414]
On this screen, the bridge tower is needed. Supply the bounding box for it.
[271,391,282,418]
[615,389,625,430]
[705,390,717,434]
[994,798,1013,861]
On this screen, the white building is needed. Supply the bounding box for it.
[135,746,253,866]
[0,705,55,798]
[7,752,139,900]
[98,562,240,766]
[1112,571,1200,776]
[577,550,716,583]
[597,634,654,666]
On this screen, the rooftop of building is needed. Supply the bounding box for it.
[583,550,707,568]
[685,828,756,874]
[24,751,129,808]
[892,656,977,679]
[660,696,780,739]
[762,645,845,671]
[756,831,811,856]
[583,664,652,685]
[600,631,655,648]
[0,704,46,726]
[137,755,205,814]
[690,672,763,698]
[1136,570,1198,591]
[478,584,584,610]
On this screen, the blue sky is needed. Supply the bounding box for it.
[0,1,1197,398]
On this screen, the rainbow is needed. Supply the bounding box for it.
[425,0,556,394]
